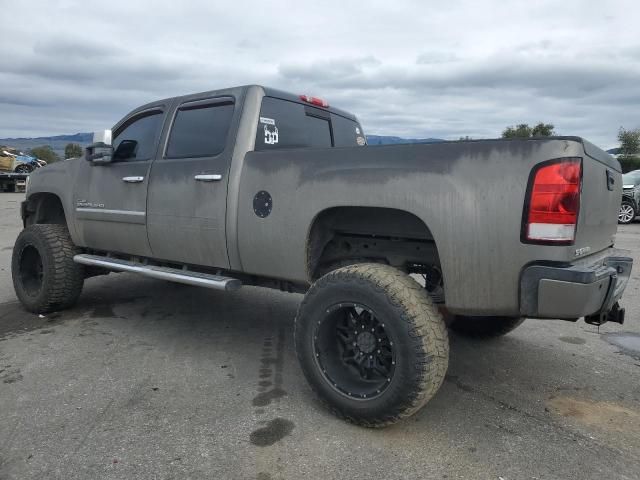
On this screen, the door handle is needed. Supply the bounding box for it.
[123,176,144,183]
[194,174,222,182]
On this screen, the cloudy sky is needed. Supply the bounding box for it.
[1,0,639,148]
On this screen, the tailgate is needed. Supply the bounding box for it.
[573,139,622,258]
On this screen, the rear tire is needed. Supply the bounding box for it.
[12,224,84,313]
[449,315,524,338]
[619,201,636,224]
[295,263,449,427]
[14,163,33,174]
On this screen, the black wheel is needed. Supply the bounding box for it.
[619,201,636,224]
[295,263,449,427]
[12,224,84,313]
[14,163,33,174]
[449,315,524,338]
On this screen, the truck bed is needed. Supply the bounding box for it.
[234,136,621,316]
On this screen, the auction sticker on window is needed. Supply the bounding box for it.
[260,117,275,125]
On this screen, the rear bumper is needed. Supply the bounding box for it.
[520,248,633,320]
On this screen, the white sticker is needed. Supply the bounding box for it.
[356,136,366,146]
[355,127,361,135]
[260,117,275,125]
[264,125,279,145]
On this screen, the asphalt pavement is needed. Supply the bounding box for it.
[1,192,639,480]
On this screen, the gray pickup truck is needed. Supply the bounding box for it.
[12,85,633,426]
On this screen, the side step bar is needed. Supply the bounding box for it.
[73,254,242,292]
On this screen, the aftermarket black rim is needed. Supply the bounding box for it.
[19,245,44,297]
[313,303,396,400]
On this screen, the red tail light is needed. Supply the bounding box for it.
[522,158,582,244]
[299,94,329,108]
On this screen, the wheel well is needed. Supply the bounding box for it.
[307,207,441,280]
[24,193,67,226]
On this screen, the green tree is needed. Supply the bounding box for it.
[28,145,60,164]
[64,143,83,159]
[502,122,555,138]
[618,127,640,158]
[531,122,555,136]
[618,127,640,173]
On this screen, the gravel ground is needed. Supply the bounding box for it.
[0,192,639,480]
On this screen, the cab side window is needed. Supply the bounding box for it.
[165,100,235,158]
[112,111,163,162]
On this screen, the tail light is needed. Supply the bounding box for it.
[522,157,582,245]
[299,95,329,108]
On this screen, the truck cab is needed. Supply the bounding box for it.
[70,86,365,269]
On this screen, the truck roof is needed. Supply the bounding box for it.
[117,85,358,130]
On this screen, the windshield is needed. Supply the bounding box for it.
[622,171,640,185]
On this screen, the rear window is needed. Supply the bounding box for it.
[166,100,234,158]
[331,113,365,147]
[255,97,364,150]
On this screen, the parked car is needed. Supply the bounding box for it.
[1,150,46,174]
[619,169,640,224]
[13,85,633,427]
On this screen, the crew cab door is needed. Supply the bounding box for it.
[146,96,236,268]
[74,108,165,256]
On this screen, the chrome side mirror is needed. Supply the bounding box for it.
[93,129,112,146]
[85,130,113,164]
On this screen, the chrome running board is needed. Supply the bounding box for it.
[73,254,242,292]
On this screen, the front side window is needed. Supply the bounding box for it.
[166,101,235,158]
[112,111,163,162]
[255,97,332,150]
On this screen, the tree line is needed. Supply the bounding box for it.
[26,143,83,163]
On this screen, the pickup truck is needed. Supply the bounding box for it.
[12,85,633,427]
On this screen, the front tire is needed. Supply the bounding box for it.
[619,201,636,224]
[295,263,449,427]
[449,315,524,338]
[12,224,84,313]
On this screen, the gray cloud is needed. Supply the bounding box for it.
[0,0,638,149]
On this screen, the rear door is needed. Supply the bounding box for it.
[146,96,237,267]
[74,108,164,256]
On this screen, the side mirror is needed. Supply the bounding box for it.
[85,129,113,164]
[112,140,138,161]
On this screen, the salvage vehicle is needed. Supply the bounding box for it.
[12,85,633,427]
[619,170,640,224]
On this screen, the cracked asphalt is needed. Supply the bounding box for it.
[0,192,639,480]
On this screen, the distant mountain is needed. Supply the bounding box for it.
[0,132,446,157]
[0,133,93,158]
[366,135,446,145]
[2,133,93,143]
